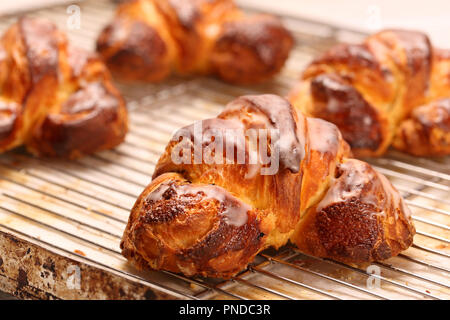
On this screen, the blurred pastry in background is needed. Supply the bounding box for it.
[289,29,450,157]
[97,0,293,84]
[0,17,128,158]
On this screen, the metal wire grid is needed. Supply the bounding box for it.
[0,0,448,300]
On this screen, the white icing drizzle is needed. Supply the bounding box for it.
[316,159,411,221]
[307,117,340,155]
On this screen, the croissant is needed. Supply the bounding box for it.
[121,94,415,278]
[289,29,450,157]
[0,17,128,158]
[96,0,293,84]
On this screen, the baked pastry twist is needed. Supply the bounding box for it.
[121,94,415,278]
[289,29,450,157]
[0,17,128,158]
[96,0,293,84]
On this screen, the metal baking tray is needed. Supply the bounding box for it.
[0,0,448,300]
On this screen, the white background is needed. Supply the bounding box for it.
[238,0,450,47]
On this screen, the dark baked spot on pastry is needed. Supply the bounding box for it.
[218,18,290,66]
[178,209,263,276]
[35,82,123,157]
[141,182,197,224]
[211,16,293,83]
[310,73,384,151]
[142,179,251,226]
[316,198,382,261]
[97,19,168,80]
[143,196,191,224]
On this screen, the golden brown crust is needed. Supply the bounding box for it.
[292,159,415,263]
[121,94,415,278]
[393,98,450,156]
[96,0,293,84]
[151,95,308,238]
[97,18,170,82]
[290,29,450,157]
[0,17,128,158]
[121,172,268,278]
[210,15,294,84]
[27,82,127,158]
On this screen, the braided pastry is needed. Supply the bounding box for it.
[121,94,415,278]
[96,0,293,84]
[0,17,128,158]
[289,29,450,157]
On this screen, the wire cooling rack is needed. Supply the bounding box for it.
[0,0,448,300]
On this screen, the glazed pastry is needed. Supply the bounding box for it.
[96,0,293,84]
[121,94,415,278]
[0,17,128,158]
[289,29,450,157]
[392,98,450,156]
